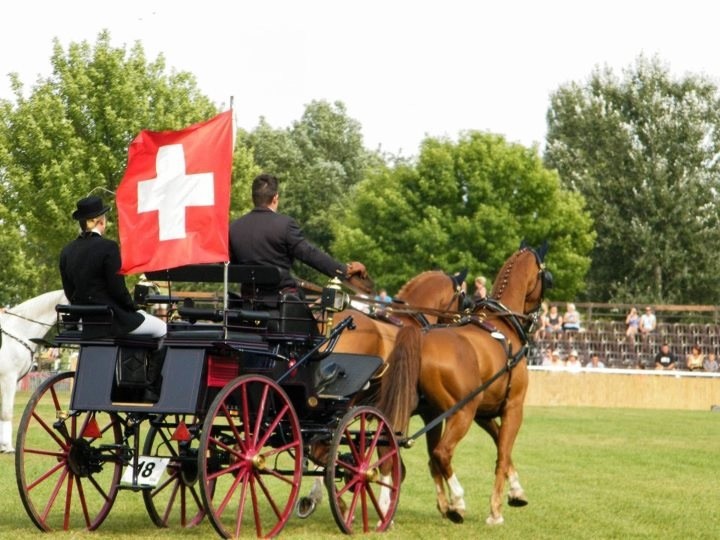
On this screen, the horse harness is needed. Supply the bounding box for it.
[1,310,53,379]
[401,248,551,446]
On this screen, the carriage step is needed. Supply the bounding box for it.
[117,483,154,492]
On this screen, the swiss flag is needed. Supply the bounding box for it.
[117,110,233,274]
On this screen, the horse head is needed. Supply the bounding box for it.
[345,272,375,295]
[395,270,465,322]
[491,243,551,323]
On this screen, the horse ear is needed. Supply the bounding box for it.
[451,269,468,288]
[537,240,550,261]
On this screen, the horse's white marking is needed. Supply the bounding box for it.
[508,470,525,499]
[378,474,393,515]
[447,473,466,511]
[0,290,67,452]
[0,420,13,453]
[486,514,505,526]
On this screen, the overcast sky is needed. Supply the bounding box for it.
[3,1,720,157]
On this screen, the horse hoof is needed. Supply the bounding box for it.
[485,515,505,526]
[296,497,317,519]
[508,493,528,507]
[446,510,464,524]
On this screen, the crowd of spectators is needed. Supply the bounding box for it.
[531,303,720,372]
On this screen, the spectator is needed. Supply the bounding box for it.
[473,276,487,302]
[375,289,393,304]
[639,306,657,336]
[625,307,640,342]
[539,346,553,366]
[546,305,563,337]
[562,302,582,333]
[549,350,564,369]
[535,301,549,340]
[654,343,677,370]
[565,349,582,371]
[703,352,719,372]
[686,344,705,372]
[586,353,606,369]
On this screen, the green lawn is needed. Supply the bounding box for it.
[3,388,717,539]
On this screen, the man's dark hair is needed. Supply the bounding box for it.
[252,173,279,207]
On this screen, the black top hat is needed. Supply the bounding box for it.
[72,196,111,220]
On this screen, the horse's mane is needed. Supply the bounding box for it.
[395,270,448,300]
[490,248,530,301]
[5,290,67,319]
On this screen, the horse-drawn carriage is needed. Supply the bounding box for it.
[13,244,550,537]
[14,263,402,537]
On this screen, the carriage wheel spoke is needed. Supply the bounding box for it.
[17,373,121,532]
[327,406,401,534]
[200,375,302,539]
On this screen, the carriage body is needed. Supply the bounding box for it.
[15,264,400,537]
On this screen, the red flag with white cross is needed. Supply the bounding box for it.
[116,110,233,274]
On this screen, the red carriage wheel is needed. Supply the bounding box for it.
[142,413,207,528]
[15,371,122,531]
[325,406,402,534]
[199,375,303,538]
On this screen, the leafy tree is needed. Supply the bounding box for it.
[545,55,720,304]
[332,132,594,299]
[236,100,382,284]
[0,31,219,304]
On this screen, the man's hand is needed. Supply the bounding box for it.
[346,261,367,279]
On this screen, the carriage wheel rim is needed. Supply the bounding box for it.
[142,414,206,528]
[325,406,402,534]
[15,371,122,532]
[199,374,303,538]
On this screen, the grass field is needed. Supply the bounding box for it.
[3,388,718,539]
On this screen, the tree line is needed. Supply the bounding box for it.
[1,33,716,307]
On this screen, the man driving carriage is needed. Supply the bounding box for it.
[229,173,367,298]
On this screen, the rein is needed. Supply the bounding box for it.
[297,276,465,326]
[3,309,54,327]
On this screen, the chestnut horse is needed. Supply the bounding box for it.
[376,245,551,526]
[297,269,468,517]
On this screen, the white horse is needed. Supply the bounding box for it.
[0,290,67,453]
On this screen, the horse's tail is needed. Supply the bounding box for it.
[375,325,422,435]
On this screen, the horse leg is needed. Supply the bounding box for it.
[296,441,328,518]
[419,412,450,519]
[486,406,524,526]
[0,375,17,453]
[475,416,528,507]
[297,478,324,518]
[431,411,475,524]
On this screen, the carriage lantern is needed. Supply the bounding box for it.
[321,278,348,313]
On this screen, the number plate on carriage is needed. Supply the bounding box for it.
[121,457,169,487]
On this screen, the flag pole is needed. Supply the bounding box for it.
[223,97,234,340]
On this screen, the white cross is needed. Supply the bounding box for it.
[137,144,215,241]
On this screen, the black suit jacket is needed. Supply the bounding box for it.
[229,207,346,290]
[59,232,143,335]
